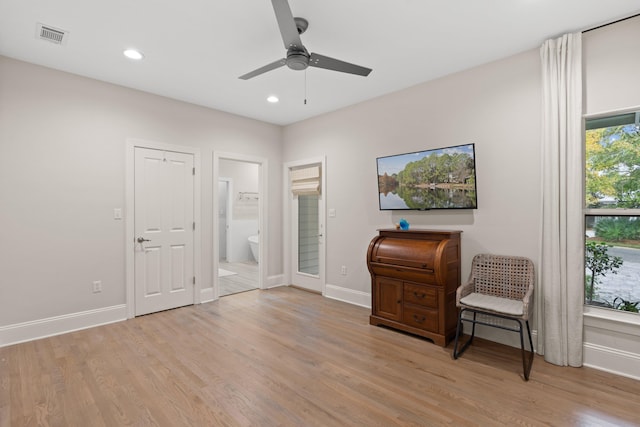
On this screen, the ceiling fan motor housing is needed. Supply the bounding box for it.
[286,49,309,70]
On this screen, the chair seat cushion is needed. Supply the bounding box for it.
[460,293,524,316]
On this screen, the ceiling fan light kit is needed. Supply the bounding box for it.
[239,0,371,80]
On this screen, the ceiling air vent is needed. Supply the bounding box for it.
[36,23,69,45]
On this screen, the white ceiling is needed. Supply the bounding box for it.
[1,1,640,126]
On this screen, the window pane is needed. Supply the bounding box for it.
[585,216,640,312]
[298,194,319,276]
[585,115,640,209]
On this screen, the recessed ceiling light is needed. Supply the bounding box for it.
[267,95,279,103]
[123,49,144,60]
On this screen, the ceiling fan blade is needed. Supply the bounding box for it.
[271,0,303,49]
[309,53,372,77]
[238,58,286,80]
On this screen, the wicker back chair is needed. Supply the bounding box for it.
[452,253,535,380]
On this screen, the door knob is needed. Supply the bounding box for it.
[137,237,151,243]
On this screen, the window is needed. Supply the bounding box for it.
[584,112,640,313]
[297,194,320,276]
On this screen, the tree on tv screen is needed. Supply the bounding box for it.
[396,152,474,188]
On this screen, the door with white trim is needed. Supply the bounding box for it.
[289,162,325,293]
[134,147,195,315]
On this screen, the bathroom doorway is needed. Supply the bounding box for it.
[214,153,265,297]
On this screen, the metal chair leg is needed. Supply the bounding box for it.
[469,311,477,342]
[453,309,534,381]
[519,320,534,381]
[452,310,464,359]
[523,320,534,381]
[452,309,476,359]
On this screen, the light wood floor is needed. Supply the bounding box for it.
[1,287,639,427]
[219,261,258,297]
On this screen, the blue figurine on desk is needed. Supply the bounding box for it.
[399,218,410,230]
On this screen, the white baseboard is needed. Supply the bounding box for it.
[266,274,285,289]
[584,342,640,381]
[583,308,640,380]
[0,305,127,348]
[324,284,371,308]
[200,287,215,303]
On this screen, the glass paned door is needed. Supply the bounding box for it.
[298,194,320,275]
[288,160,325,293]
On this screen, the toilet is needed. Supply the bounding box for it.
[248,234,259,262]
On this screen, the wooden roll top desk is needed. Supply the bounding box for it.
[367,229,462,346]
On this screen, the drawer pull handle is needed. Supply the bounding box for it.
[413,292,425,299]
[413,314,426,323]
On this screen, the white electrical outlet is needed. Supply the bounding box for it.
[113,208,122,220]
[92,280,102,293]
[341,266,347,275]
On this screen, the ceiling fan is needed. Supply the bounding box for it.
[239,0,372,80]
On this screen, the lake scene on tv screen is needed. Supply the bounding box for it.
[377,144,477,210]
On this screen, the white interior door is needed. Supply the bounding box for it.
[134,147,195,315]
[289,163,325,293]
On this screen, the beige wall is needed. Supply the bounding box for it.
[283,48,542,296]
[0,56,283,327]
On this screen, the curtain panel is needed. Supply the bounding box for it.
[538,32,584,367]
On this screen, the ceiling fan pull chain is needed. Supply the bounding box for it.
[304,69,307,105]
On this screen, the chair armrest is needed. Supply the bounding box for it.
[456,279,475,305]
[521,285,534,320]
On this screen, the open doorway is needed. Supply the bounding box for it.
[213,153,266,297]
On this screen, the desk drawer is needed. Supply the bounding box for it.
[404,283,438,308]
[369,263,436,284]
[403,305,438,332]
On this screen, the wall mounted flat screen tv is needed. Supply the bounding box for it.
[377,143,478,210]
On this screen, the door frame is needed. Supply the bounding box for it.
[125,138,202,319]
[217,177,232,263]
[212,151,268,300]
[283,156,327,294]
